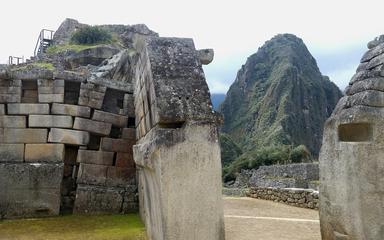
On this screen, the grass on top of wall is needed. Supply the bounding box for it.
[0,213,147,240]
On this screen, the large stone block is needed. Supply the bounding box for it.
[25,144,65,163]
[38,94,64,103]
[78,83,106,109]
[92,110,128,128]
[0,144,24,162]
[51,103,91,118]
[115,152,135,168]
[48,128,89,145]
[7,103,49,115]
[0,163,63,219]
[133,124,225,240]
[0,104,5,115]
[106,166,136,188]
[29,115,73,128]
[76,163,108,186]
[122,128,136,140]
[1,128,47,143]
[0,116,26,128]
[77,150,114,166]
[73,117,112,136]
[100,137,133,153]
[73,185,124,214]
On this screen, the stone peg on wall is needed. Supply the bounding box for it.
[197,49,214,65]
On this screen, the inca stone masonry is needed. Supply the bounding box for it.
[0,19,224,240]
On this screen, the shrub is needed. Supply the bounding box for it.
[290,144,311,163]
[71,26,112,45]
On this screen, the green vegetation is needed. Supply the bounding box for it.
[46,44,100,54]
[71,26,112,45]
[0,214,147,240]
[220,133,243,167]
[13,61,55,71]
[222,144,312,182]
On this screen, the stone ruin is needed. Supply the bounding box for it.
[0,19,225,240]
[320,35,384,239]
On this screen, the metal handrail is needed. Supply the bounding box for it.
[8,56,24,65]
[34,29,55,57]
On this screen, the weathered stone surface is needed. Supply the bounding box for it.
[366,52,384,70]
[106,166,136,188]
[132,37,217,127]
[73,117,112,136]
[345,90,384,107]
[73,184,124,214]
[7,103,49,115]
[0,116,26,128]
[367,34,384,49]
[320,37,384,240]
[25,144,64,163]
[48,128,89,145]
[77,150,114,166]
[0,163,63,218]
[78,83,106,109]
[123,94,135,117]
[361,42,384,63]
[1,128,47,143]
[346,77,384,95]
[197,49,214,65]
[100,137,133,153]
[0,104,5,115]
[122,128,136,140]
[0,144,24,162]
[38,93,64,103]
[29,115,73,128]
[51,103,91,118]
[115,152,135,168]
[247,187,319,209]
[67,46,120,68]
[10,67,53,80]
[76,163,108,186]
[133,124,224,240]
[92,110,128,128]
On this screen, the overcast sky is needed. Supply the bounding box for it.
[1,0,383,93]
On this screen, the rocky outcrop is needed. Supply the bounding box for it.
[220,34,342,159]
[319,35,384,240]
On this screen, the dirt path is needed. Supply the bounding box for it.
[224,197,321,240]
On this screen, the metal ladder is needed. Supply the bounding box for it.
[34,29,55,56]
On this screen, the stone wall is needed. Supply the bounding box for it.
[247,187,319,210]
[233,163,319,190]
[0,69,137,218]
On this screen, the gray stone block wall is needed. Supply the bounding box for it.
[247,187,319,210]
[0,73,137,218]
